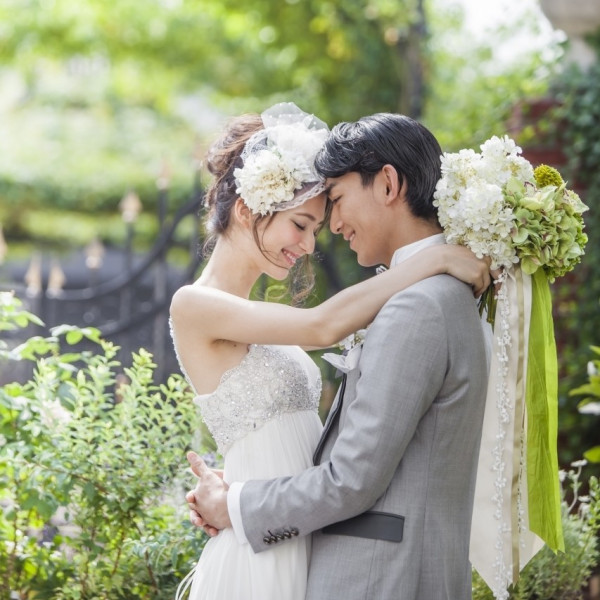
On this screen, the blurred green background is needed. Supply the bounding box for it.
[0,0,558,220]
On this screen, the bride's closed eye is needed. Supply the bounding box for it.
[293,221,306,231]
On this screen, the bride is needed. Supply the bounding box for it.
[170,103,490,599]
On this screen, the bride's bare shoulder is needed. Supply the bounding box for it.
[170,284,241,322]
[171,283,229,306]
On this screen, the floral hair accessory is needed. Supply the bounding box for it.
[233,102,329,216]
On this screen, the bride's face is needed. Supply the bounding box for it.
[254,194,327,280]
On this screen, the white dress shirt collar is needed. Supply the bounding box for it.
[389,233,446,267]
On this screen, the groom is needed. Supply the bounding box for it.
[186,114,488,599]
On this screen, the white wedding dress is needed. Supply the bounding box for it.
[176,344,323,600]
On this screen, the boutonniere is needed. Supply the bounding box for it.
[336,328,368,353]
[322,328,368,375]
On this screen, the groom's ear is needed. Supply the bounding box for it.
[381,164,403,206]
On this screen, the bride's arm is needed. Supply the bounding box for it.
[170,244,490,349]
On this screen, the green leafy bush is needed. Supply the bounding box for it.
[550,59,600,467]
[0,292,207,599]
[570,346,600,463]
[472,462,600,600]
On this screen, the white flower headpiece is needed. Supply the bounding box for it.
[233,102,329,216]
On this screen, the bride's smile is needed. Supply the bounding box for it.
[255,193,327,279]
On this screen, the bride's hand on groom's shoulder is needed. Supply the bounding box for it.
[436,245,492,298]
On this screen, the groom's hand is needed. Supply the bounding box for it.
[186,468,224,537]
[186,491,220,537]
[186,451,232,534]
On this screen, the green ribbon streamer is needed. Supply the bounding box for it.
[526,269,564,553]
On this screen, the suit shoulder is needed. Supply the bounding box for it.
[396,273,473,302]
[384,275,479,326]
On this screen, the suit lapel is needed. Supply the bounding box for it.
[313,374,347,465]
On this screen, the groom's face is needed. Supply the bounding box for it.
[327,172,392,267]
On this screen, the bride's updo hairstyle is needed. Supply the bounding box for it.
[204,113,263,244]
[202,103,330,304]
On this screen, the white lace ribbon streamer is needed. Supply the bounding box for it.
[469,266,544,599]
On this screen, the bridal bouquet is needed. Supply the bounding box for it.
[433,136,588,600]
[433,135,588,321]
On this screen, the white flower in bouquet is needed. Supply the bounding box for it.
[478,135,534,185]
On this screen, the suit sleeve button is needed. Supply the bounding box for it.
[290,527,299,536]
[283,530,292,539]
[263,536,272,544]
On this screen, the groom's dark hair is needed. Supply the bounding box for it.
[314,113,442,222]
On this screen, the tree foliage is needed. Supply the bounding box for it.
[425,3,561,150]
[0,0,560,252]
[0,0,437,230]
[0,0,426,121]
[549,57,600,468]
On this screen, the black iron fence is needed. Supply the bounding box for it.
[1,177,205,385]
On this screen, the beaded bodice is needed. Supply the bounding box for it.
[193,345,321,456]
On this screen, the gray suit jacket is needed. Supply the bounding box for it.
[240,275,488,599]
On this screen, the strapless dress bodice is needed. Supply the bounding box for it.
[194,344,321,455]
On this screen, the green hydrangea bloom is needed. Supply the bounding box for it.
[534,164,564,188]
[504,175,589,282]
